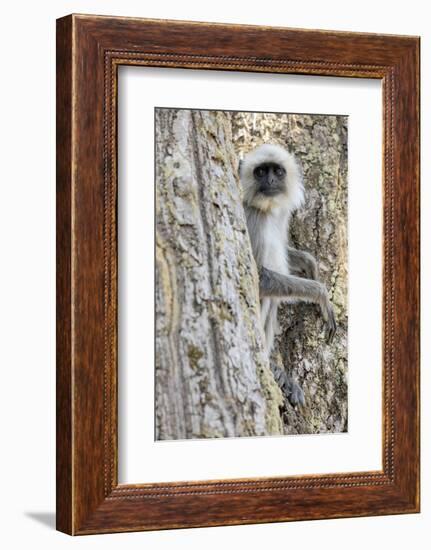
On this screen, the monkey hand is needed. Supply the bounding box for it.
[319,290,337,344]
[288,248,319,280]
[298,251,319,280]
[303,254,318,280]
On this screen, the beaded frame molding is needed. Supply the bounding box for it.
[56,14,420,535]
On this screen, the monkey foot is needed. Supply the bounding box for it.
[271,365,305,408]
[285,377,305,407]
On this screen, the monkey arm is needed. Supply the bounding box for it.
[288,247,319,280]
[259,266,336,343]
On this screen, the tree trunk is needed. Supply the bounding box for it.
[231,112,348,434]
[155,109,283,440]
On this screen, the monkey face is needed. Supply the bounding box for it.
[253,162,286,196]
[240,144,304,213]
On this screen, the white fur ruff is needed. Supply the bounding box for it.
[240,143,304,215]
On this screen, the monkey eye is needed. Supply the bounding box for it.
[255,167,266,178]
[275,167,285,177]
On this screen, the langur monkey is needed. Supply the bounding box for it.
[240,143,336,406]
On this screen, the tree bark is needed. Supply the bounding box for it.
[155,108,348,439]
[155,109,283,440]
[231,112,348,434]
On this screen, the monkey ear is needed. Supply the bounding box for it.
[238,159,243,174]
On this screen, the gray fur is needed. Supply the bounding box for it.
[288,247,319,280]
[240,144,337,406]
[259,266,336,343]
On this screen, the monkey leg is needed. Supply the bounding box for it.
[263,300,279,355]
[259,266,337,343]
[271,363,305,408]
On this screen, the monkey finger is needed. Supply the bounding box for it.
[331,324,336,343]
[326,315,337,344]
[306,260,319,281]
[320,304,329,323]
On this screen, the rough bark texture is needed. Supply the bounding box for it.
[232,112,348,434]
[155,109,283,440]
[155,108,348,440]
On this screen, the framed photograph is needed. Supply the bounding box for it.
[56,14,420,535]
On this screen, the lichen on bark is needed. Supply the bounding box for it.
[231,111,348,434]
[155,108,283,440]
[155,108,348,440]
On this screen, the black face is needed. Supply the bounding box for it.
[254,162,286,196]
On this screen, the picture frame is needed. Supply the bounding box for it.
[56,14,420,535]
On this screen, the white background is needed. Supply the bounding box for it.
[0,1,428,549]
[119,68,382,483]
